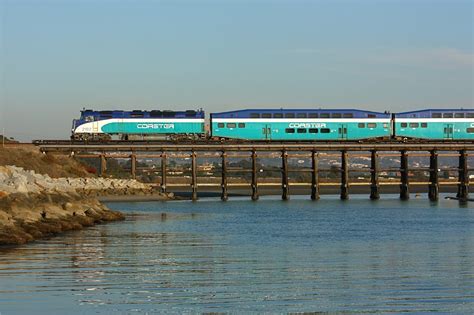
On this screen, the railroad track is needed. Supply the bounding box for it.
[32,139,474,146]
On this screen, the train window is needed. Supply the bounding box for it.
[262,113,272,118]
[401,123,407,128]
[218,123,224,128]
[150,110,163,117]
[320,128,330,133]
[297,113,307,118]
[432,113,442,118]
[238,123,245,128]
[421,123,428,128]
[227,123,236,128]
[368,114,376,118]
[163,111,175,118]
[455,113,464,118]
[467,128,474,133]
[358,123,365,128]
[320,113,330,118]
[309,128,318,133]
[443,113,453,118]
[273,113,283,118]
[332,113,342,118]
[308,113,318,118]
[367,123,377,128]
[409,123,419,128]
[285,128,295,133]
[297,128,307,133]
[250,113,260,118]
[467,113,474,118]
[131,113,144,118]
[343,113,354,118]
[285,113,295,118]
[185,110,197,117]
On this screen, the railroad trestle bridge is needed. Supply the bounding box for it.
[37,142,473,201]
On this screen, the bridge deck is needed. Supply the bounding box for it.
[34,140,472,201]
[38,142,474,152]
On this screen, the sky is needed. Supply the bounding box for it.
[0,0,473,141]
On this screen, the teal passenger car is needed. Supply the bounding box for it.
[210,109,391,141]
[394,109,474,140]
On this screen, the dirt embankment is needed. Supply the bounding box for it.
[0,165,174,245]
[0,146,172,246]
[0,145,93,178]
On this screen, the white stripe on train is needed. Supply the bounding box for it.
[211,118,390,123]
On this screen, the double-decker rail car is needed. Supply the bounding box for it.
[72,109,205,140]
[210,109,391,141]
[394,109,474,140]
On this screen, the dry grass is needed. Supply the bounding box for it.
[0,145,94,178]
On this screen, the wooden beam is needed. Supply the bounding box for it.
[251,150,259,201]
[311,150,320,200]
[400,150,409,200]
[428,150,439,201]
[221,151,228,201]
[130,154,136,179]
[370,150,380,200]
[161,153,167,193]
[99,154,107,177]
[191,150,198,201]
[340,150,349,200]
[281,150,289,200]
[457,149,469,200]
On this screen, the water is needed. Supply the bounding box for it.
[1,195,473,313]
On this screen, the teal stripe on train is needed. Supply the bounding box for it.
[212,121,390,140]
[395,122,474,140]
[102,122,204,134]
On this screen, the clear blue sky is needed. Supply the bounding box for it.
[0,0,472,140]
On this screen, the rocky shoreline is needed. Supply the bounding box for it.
[0,166,170,246]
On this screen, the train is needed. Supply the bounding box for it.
[71,108,474,141]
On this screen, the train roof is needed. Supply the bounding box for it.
[395,108,474,118]
[80,109,205,119]
[211,108,390,118]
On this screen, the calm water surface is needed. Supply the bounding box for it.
[0,195,473,313]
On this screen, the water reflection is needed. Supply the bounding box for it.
[0,196,473,313]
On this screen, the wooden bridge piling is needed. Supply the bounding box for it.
[161,153,167,193]
[428,150,439,201]
[281,150,289,200]
[370,150,380,200]
[400,150,409,200]
[130,154,136,179]
[311,150,320,200]
[39,141,473,201]
[251,150,259,201]
[221,151,228,201]
[99,154,107,177]
[457,149,469,199]
[340,150,349,200]
[191,151,198,201]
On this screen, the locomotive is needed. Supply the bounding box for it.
[72,109,205,141]
[71,108,474,141]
